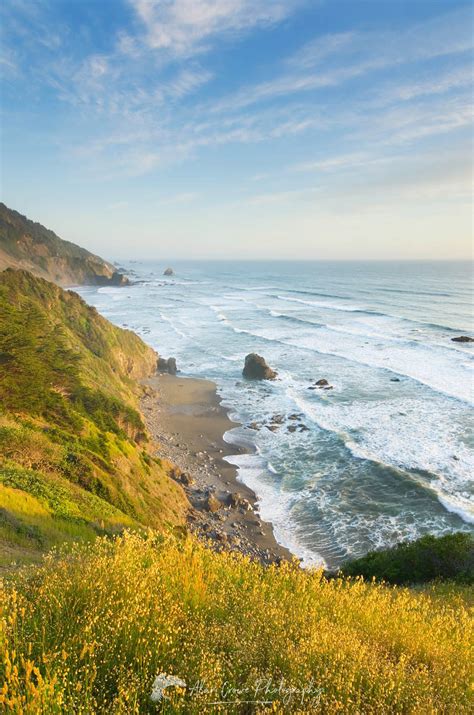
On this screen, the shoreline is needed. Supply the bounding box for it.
[141,374,294,564]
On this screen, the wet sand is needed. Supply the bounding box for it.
[141,374,293,564]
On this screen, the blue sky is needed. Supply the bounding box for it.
[1,0,472,259]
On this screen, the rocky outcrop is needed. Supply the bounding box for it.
[157,356,178,375]
[0,203,129,287]
[242,353,277,380]
[308,378,333,390]
[451,336,474,343]
[163,267,174,276]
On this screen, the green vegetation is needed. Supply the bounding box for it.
[0,203,127,285]
[0,267,471,713]
[341,532,474,585]
[0,269,187,565]
[1,532,471,713]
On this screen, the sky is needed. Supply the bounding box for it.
[0,0,473,260]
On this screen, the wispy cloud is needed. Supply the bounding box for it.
[128,0,303,55]
[289,6,473,70]
[375,65,473,104]
[208,5,473,113]
[0,48,18,76]
[291,152,382,174]
[350,93,473,146]
[2,0,472,191]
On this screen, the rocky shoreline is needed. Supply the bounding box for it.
[141,374,294,565]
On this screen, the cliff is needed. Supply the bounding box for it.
[0,203,129,286]
[0,269,188,565]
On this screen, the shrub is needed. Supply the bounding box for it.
[341,532,474,585]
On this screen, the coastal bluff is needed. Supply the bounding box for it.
[0,268,188,565]
[0,203,129,287]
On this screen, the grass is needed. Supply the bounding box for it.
[1,531,472,713]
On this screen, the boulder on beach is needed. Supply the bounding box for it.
[228,492,243,508]
[163,267,174,276]
[205,494,222,513]
[239,498,253,512]
[242,353,277,380]
[179,472,195,487]
[451,336,474,343]
[157,356,177,375]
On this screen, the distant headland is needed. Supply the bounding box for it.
[0,202,129,287]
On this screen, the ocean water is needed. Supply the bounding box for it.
[77,261,474,568]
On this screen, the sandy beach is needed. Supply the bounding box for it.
[141,374,293,564]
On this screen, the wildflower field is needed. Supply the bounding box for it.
[1,531,472,713]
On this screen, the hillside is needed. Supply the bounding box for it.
[0,269,188,566]
[0,203,128,286]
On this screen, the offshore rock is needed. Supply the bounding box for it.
[242,353,277,380]
[451,336,474,343]
[163,267,174,276]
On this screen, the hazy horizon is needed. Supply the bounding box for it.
[1,0,473,260]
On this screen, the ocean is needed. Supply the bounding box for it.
[77,260,474,568]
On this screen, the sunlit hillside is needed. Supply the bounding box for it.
[0,270,187,565]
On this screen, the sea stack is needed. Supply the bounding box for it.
[157,356,178,374]
[242,353,277,380]
[163,267,174,276]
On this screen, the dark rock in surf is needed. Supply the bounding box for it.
[271,414,284,424]
[314,378,329,387]
[109,271,130,286]
[451,336,474,343]
[157,356,178,375]
[163,267,174,276]
[167,357,177,375]
[242,353,277,380]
